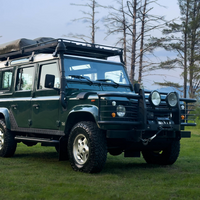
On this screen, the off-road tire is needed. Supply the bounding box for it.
[0,120,17,157]
[142,140,180,165]
[68,121,107,173]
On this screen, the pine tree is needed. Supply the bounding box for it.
[151,0,200,98]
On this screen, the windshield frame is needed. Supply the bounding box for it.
[63,55,131,88]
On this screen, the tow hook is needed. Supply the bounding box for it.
[140,127,163,146]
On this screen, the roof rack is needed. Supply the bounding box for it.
[0,38,123,61]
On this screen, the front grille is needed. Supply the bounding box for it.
[99,99,139,122]
[146,98,171,118]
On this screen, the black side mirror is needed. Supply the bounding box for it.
[45,74,55,88]
[134,83,140,93]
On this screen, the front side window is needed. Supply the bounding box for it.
[16,67,34,91]
[1,70,12,90]
[38,63,60,89]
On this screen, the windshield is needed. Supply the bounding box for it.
[64,56,129,85]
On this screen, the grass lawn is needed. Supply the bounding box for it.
[0,130,200,200]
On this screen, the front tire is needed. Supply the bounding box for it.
[0,120,17,157]
[142,140,180,165]
[68,121,107,173]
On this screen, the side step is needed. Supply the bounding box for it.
[15,136,59,144]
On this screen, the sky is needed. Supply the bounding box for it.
[0,0,181,90]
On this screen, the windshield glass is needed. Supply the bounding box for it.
[64,56,129,85]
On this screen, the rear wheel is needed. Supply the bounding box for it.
[142,140,180,165]
[68,121,107,173]
[0,120,17,157]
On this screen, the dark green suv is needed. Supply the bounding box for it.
[0,38,196,173]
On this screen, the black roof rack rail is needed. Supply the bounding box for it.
[0,38,123,61]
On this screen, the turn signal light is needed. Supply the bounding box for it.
[181,115,185,120]
[112,113,116,117]
[91,99,95,102]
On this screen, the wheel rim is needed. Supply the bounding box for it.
[0,129,4,150]
[73,134,89,165]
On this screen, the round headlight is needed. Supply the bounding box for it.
[149,91,161,106]
[166,92,178,107]
[116,105,126,117]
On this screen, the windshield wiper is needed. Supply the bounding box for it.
[96,79,119,88]
[68,75,93,85]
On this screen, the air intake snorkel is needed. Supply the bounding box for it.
[53,40,67,109]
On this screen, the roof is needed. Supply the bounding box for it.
[0,37,123,61]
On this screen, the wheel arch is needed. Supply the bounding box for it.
[0,108,11,130]
[64,109,98,136]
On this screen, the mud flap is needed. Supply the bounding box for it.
[59,136,69,161]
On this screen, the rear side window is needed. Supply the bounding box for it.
[16,67,34,91]
[1,70,13,90]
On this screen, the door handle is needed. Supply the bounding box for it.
[32,104,40,109]
[11,105,18,109]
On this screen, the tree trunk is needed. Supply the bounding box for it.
[130,0,137,84]
[122,0,127,67]
[138,0,147,84]
[183,0,189,98]
[92,0,95,44]
[189,0,197,98]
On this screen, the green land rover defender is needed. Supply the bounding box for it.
[0,38,196,173]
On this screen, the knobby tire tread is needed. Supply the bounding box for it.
[0,120,17,157]
[68,121,107,173]
[142,140,180,165]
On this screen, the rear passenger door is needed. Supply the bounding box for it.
[31,62,60,130]
[12,65,35,128]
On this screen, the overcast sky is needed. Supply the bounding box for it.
[0,0,181,90]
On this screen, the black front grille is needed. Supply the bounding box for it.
[146,98,171,118]
[99,99,139,122]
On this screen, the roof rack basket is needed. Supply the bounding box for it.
[0,38,123,61]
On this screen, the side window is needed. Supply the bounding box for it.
[16,67,34,91]
[1,70,12,90]
[38,63,60,89]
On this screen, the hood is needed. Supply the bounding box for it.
[71,91,140,100]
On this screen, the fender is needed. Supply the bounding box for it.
[0,108,11,129]
[67,104,99,124]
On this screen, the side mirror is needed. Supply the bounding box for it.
[45,74,55,88]
[134,83,140,93]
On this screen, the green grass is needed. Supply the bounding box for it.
[1,130,200,200]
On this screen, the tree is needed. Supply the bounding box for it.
[65,0,102,44]
[104,0,167,85]
[137,0,167,84]
[188,0,200,98]
[127,0,138,84]
[151,0,200,98]
[104,0,128,67]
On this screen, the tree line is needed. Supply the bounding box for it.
[1,1,198,98]
[68,0,167,88]
[68,0,200,99]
